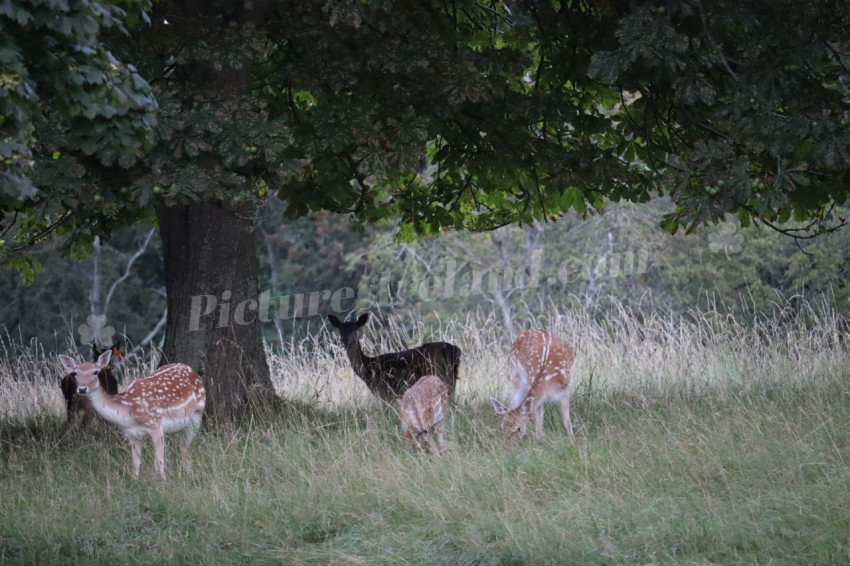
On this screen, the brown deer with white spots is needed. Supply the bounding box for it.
[490,329,575,446]
[399,375,449,453]
[58,349,206,479]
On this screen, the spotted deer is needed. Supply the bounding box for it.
[490,329,575,446]
[328,313,461,402]
[58,349,206,479]
[59,342,121,427]
[399,375,449,453]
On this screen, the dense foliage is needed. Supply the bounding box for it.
[3,1,848,260]
[1,0,157,280]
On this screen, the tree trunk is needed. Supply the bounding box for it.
[157,199,271,421]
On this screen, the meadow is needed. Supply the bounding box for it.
[1,300,848,565]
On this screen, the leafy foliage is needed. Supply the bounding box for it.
[588,0,850,234]
[0,0,156,204]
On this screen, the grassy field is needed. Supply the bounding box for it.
[1,302,849,564]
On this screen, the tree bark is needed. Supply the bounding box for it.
[157,200,271,421]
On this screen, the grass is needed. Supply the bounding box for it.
[1,299,849,564]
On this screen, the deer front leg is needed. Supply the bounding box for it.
[416,431,431,453]
[81,400,95,427]
[150,428,166,480]
[533,403,546,438]
[129,436,143,478]
[435,427,447,453]
[402,424,414,452]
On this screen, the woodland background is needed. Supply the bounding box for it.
[2,195,847,351]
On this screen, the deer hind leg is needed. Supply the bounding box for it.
[560,392,574,438]
[180,415,202,475]
[129,436,144,478]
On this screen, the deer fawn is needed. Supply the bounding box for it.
[399,375,449,453]
[490,329,575,446]
[328,313,461,402]
[59,342,121,427]
[58,349,206,479]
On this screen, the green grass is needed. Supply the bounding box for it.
[1,302,849,564]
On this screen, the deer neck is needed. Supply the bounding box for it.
[344,340,371,378]
[344,340,389,394]
[84,387,136,428]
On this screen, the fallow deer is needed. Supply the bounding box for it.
[490,329,575,446]
[58,349,206,479]
[328,313,461,402]
[59,342,121,427]
[399,374,449,453]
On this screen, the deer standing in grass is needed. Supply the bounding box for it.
[58,349,206,479]
[399,375,449,453]
[328,313,461,402]
[490,329,575,446]
[59,342,121,427]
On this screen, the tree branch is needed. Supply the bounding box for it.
[103,227,157,317]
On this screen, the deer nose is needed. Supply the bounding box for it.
[77,386,89,395]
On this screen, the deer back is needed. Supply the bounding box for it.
[509,329,574,404]
[399,375,448,434]
[112,364,206,429]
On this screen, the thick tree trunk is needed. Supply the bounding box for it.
[157,200,271,421]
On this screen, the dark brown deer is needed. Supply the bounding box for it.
[59,342,121,427]
[328,313,461,402]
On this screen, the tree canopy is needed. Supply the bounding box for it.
[4,0,848,261]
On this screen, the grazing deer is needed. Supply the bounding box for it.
[399,375,449,453]
[58,349,206,479]
[328,313,461,402]
[490,329,575,446]
[59,342,121,427]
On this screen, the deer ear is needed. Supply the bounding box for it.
[356,313,369,327]
[58,355,77,374]
[328,315,341,328]
[491,397,509,416]
[518,396,535,416]
[95,348,113,368]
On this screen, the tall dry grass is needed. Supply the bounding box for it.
[268,295,848,414]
